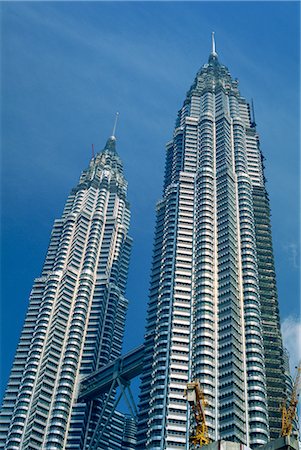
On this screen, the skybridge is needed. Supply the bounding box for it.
[77,344,145,449]
[78,344,145,402]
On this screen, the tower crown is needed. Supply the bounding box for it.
[104,136,117,153]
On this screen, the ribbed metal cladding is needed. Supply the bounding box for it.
[137,45,286,449]
[0,137,132,450]
[121,416,137,449]
[252,185,287,440]
[193,137,216,437]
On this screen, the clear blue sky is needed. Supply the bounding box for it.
[1,1,300,401]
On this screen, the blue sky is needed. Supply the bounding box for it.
[1,1,300,401]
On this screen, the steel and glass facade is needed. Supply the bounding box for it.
[137,42,287,449]
[0,136,132,449]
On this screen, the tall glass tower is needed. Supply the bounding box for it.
[0,135,132,449]
[137,35,287,449]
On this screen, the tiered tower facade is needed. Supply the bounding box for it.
[137,36,287,449]
[0,136,132,449]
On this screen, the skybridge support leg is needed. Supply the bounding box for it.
[88,376,138,449]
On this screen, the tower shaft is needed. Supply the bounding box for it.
[0,138,132,449]
[137,49,286,450]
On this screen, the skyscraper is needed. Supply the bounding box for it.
[137,35,287,449]
[0,134,132,449]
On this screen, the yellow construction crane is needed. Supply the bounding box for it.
[281,362,301,437]
[184,380,211,448]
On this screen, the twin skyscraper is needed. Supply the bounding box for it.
[1,36,289,449]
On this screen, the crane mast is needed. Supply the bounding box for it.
[281,362,301,437]
[184,380,211,448]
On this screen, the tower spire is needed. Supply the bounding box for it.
[103,112,119,153]
[112,112,119,138]
[104,112,119,153]
[211,31,218,57]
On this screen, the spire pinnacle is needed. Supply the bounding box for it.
[211,31,218,57]
[112,112,119,138]
[104,113,119,153]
